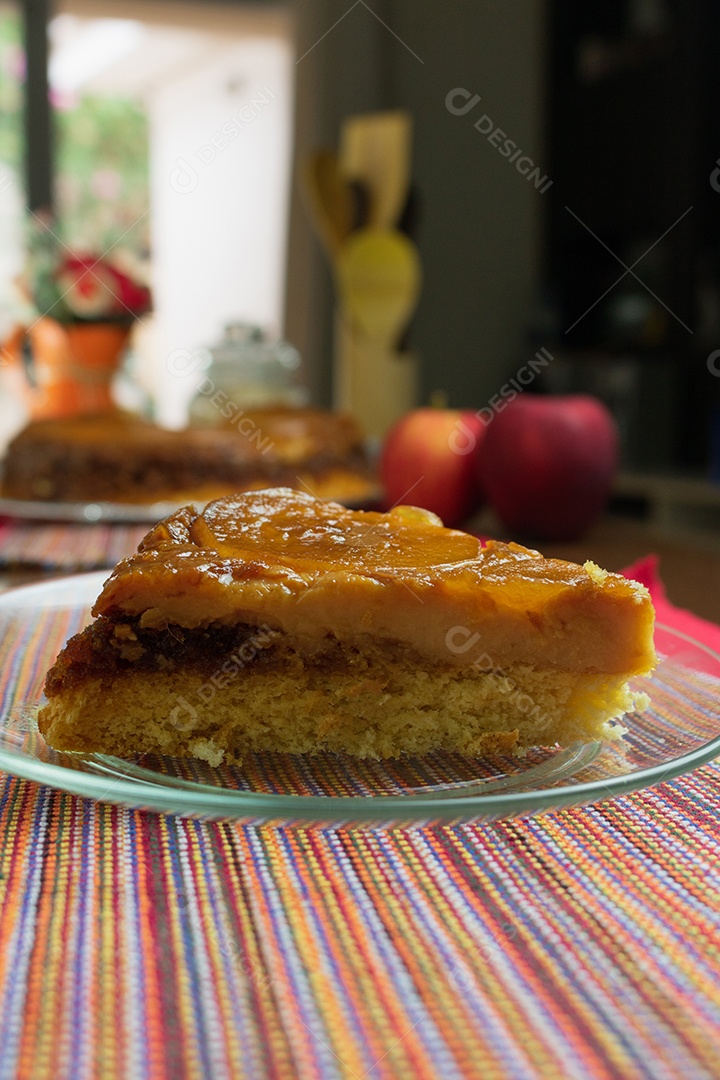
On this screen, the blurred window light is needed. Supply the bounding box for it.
[49,16,145,95]
[52,4,292,425]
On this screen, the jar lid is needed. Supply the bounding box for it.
[206,322,301,378]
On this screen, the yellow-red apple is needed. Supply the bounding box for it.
[380,408,486,526]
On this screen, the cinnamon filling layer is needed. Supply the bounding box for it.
[44,616,443,698]
[44,617,274,695]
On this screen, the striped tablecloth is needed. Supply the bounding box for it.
[0,775,719,1079]
[0,519,147,571]
[0,532,719,1077]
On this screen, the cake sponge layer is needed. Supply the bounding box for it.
[38,641,646,766]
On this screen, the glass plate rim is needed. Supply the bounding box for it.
[0,487,383,524]
[0,571,718,821]
[0,494,186,524]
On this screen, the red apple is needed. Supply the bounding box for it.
[478,394,619,540]
[380,408,486,526]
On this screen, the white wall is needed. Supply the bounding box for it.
[148,34,293,425]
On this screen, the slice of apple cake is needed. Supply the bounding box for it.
[39,488,655,765]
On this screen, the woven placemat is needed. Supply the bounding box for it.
[0,771,718,1079]
[0,521,147,571]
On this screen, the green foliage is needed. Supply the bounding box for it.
[0,8,23,171]
[56,95,150,256]
[0,7,150,258]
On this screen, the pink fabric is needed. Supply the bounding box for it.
[622,554,720,655]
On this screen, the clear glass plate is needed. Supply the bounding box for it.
[0,494,185,524]
[0,489,382,525]
[0,572,718,825]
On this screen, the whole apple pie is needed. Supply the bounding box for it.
[3,408,375,506]
[38,488,656,765]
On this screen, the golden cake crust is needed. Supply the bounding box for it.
[94,488,656,676]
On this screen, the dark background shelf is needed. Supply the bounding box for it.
[542,0,720,473]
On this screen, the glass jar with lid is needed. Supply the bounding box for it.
[188,322,307,425]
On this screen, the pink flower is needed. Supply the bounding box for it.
[56,255,151,319]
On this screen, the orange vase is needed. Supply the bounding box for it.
[3,318,132,419]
